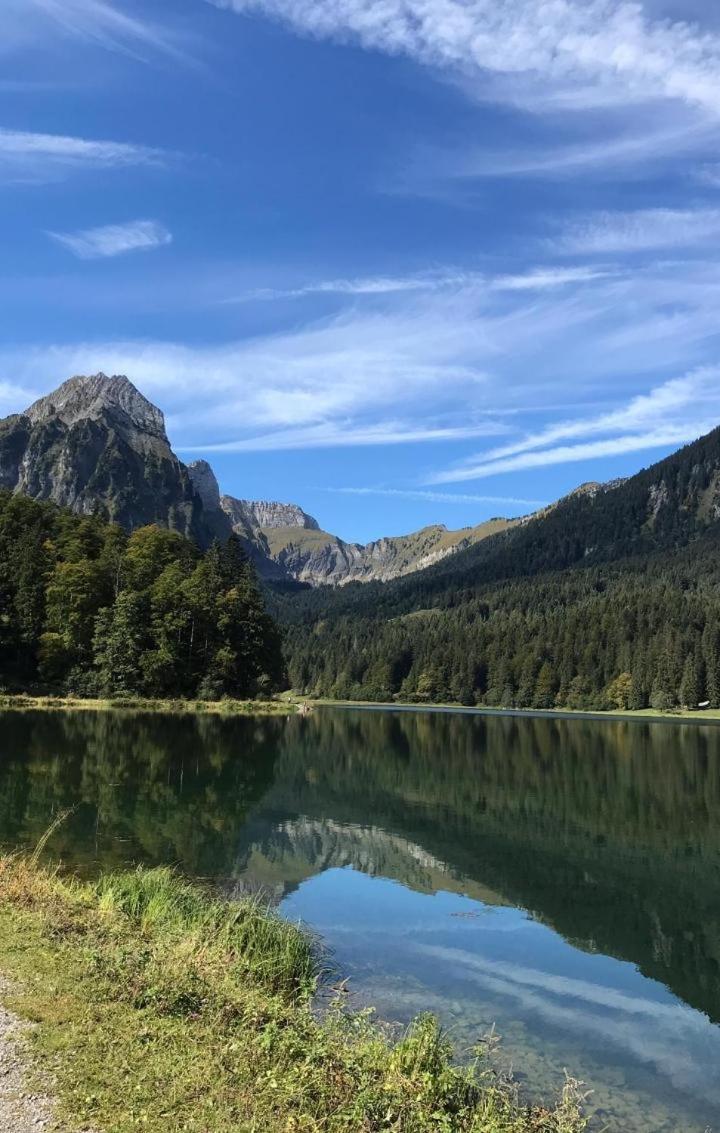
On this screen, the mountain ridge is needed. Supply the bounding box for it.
[0,374,526,585]
[3,373,708,593]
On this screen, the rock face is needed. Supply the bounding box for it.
[186,459,222,512]
[0,373,208,544]
[220,498,517,586]
[221,498,320,531]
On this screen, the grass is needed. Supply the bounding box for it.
[0,693,299,716]
[0,853,587,1133]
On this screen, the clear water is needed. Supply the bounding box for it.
[0,705,718,1132]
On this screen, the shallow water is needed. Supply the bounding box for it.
[0,706,718,1131]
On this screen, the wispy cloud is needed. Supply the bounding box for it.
[0,297,502,451]
[491,266,613,290]
[557,208,720,254]
[224,271,470,303]
[48,219,172,260]
[7,266,720,459]
[215,0,720,117]
[0,127,166,182]
[2,0,189,63]
[429,368,720,483]
[180,419,509,453]
[225,265,612,305]
[327,487,545,507]
[216,1,720,196]
[431,426,712,482]
[424,119,718,184]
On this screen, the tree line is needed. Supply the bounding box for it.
[274,538,720,712]
[0,492,284,699]
[272,426,720,712]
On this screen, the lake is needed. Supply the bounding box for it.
[0,705,718,1132]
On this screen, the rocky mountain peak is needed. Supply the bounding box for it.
[187,460,222,511]
[25,374,166,441]
[0,372,209,544]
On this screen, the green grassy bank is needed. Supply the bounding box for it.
[0,693,299,716]
[0,854,586,1132]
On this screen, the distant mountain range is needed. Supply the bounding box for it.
[4,373,719,598]
[0,373,524,585]
[6,372,720,712]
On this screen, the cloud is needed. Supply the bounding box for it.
[431,426,713,482]
[214,0,720,117]
[48,219,172,260]
[0,379,45,416]
[179,419,509,453]
[6,264,720,460]
[557,208,720,253]
[429,367,720,483]
[491,266,613,290]
[225,271,471,303]
[225,265,613,305]
[416,120,717,191]
[0,127,166,182]
[0,294,502,451]
[326,487,545,507]
[1,0,188,62]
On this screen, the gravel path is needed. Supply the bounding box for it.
[0,977,63,1132]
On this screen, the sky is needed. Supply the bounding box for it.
[4,1,720,542]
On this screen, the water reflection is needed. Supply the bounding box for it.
[0,706,718,1131]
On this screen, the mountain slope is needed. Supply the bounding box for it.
[282,424,720,616]
[274,425,720,710]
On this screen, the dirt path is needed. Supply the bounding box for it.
[0,977,63,1132]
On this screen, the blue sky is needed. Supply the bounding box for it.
[4,1,720,541]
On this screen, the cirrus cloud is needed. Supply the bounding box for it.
[0,127,167,182]
[48,219,172,260]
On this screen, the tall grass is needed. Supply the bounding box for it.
[0,854,588,1133]
[94,866,316,1000]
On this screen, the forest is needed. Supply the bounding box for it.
[274,541,720,711]
[0,491,284,699]
[269,426,720,711]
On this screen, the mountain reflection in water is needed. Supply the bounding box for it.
[0,706,718,1133]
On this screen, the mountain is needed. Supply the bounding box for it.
[217,490,518,585]
[257,517,517,585]
[275,424,720,711]
[185,456,519,584]
[0,373,210,545]
[0,375,520,586]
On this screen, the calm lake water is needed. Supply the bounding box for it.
[0,706,719,1132]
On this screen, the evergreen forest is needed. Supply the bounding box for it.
[0,491,284,699]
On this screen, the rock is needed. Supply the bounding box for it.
[0,374,209,546]
[187,459,222,512]
[221,497,320,531]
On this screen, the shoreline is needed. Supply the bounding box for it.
[1,692,717,726]
[0,694,299,717]
[310,698,720,726]
[0,856,585,1133]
